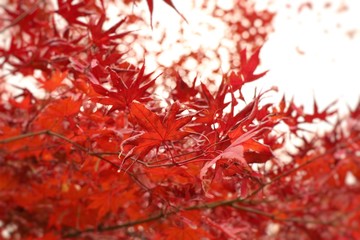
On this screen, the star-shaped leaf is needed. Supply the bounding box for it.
[229,47,268,90]
[122,101,192,159]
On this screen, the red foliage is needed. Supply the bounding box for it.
[0,0,359,239]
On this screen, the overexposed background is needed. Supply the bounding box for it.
[3,0,359,115]
[143,0,360,114]
[258,0,360,114]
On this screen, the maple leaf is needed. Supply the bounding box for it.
[35,97,82,131]
[146,0,187,28]
[304,98,337,123]
[195,82,230,124]
[228,47,268,90]
[90,63,156,112]
[171,72,198,102]
[88,187,138,220]
[1,0,358,239]
[56,0,92,26]
[270,96,305,134]
[121,101,192,160]
[0,170,18,191]
[242,139,273,163]
[87,15,133,47]
[8,88,36,110]
[225,88,278,138]
[200,127,264,192]
[37,69,67,92]
[1,1,49,36]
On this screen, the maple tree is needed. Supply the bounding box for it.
[0,0,359,239]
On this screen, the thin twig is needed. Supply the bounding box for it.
[231,204,339,226]
[0,130,49,143]
[63,212,165,238]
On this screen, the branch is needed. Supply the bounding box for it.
[118,150,208,168]
[231,204,339,226]
[0,130,118,167]
[0,130,49,144]
[0,130,150,190]
[62,198,240,238]
[63,212,165,238]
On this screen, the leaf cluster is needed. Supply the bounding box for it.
[0,0,359,239]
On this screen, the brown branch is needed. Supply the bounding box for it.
[231,204,339,226]
[231,204,273,218]
[0,130,48,144]
[63,212,165,238]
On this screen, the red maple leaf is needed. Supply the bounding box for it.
[87,15,132,47]
[37,69,67,92]
[304,98,337,123]
[56,0,94,26]
[121,101,192,160]
[90,64,156,112]
[228,47,268,90]
[146,0,187,27]
[195,82,230,124]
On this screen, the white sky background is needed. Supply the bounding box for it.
[257,0,360,114]
[143,0,360,114]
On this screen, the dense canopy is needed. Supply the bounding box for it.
[0,0,359,239]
